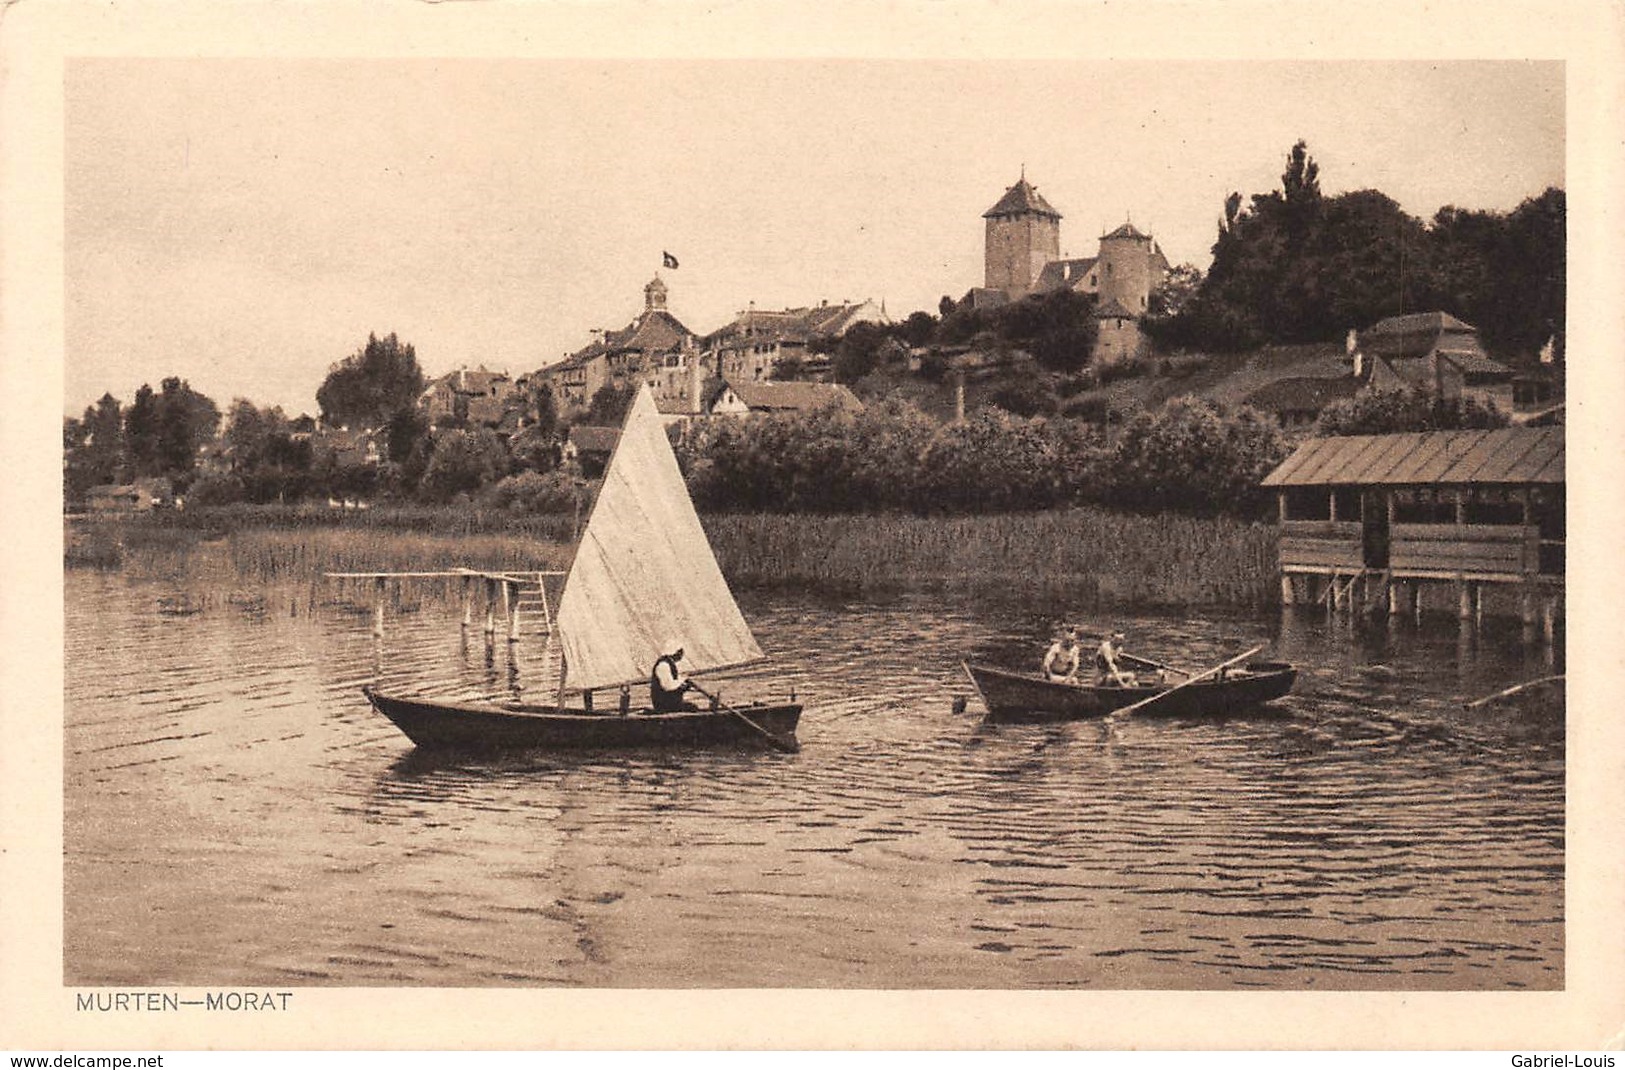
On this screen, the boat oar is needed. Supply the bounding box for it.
[688,682,800,753]
[1121,651,1191,677]
[1464,674,1564,710]
[1105,644,1267,724]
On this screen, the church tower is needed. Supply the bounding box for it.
[644,274,669,311]
[983,175,1062,298]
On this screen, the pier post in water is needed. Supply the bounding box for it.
[507,580,521,643]
[372,576,385,639]
[461,575,472,634]
[484,578,497,656]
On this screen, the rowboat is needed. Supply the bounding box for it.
[362,383,801,752]
[362,687,800,750]
[963,658,1296,723]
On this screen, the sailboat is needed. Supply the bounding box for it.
[361,385,802,751]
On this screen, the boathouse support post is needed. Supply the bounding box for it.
[1473,583,1485,628]
[1281,573,1296,606]
[461,575,472,633]
[1542,596,1557,646]
[507,580,521,643]
[1457,578,1472,621]
[372,576,385,639]
[1388,577,1402,616]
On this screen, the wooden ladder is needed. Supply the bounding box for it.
[509,574,555,636]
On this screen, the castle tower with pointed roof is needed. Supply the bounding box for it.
[983,176,1062,297]
[974,175,1172,363]
[1095,221,1161,317]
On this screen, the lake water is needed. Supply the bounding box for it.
[64,567,1563,989]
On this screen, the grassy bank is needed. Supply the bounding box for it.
[69,504,1278,609]
[703,509,1278,608]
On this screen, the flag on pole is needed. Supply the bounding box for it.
[662,251,680,270]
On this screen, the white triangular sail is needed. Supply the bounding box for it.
[555,385,763,693]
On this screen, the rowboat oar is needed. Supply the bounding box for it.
[1121,651,1191,677]
[1463,674,1564,710]
[1105,644,1267,723]
[688,681,800,753]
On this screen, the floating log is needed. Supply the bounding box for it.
[1463,674,1564,710]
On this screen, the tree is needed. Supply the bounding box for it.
[831,321,892,383]
[528,381,559,440]
[1314,388,1510,436]
[900,310,938,348]
[1109,397,1288,517]
[384,405,430,465]
[315,332,425,430]
[155,377,221,480]
[124,384,161,477]
[65,393,125,497]
[584,381,636,426]
[223,398,310,502]
[418,428,511,502]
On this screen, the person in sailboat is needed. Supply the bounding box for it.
[650,640,701,713]
[1041,627,1083,683]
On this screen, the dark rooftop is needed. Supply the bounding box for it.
[983,178,1062,220]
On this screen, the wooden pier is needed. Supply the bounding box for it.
[323,568,566,648]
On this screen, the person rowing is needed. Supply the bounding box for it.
[1041,627,1083,684]
[649,639,701,713]
[1096,630,1136,687]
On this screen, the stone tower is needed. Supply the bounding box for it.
[644,274,668,311]
[1094,222,1161,315]
[983,176,1062,298]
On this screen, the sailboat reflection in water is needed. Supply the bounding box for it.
[363,385,802,752]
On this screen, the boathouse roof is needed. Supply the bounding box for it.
[1261,427,1564,487]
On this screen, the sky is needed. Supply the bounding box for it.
[64,59,1564,417]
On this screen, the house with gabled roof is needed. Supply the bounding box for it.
[708,380,864,418]
[420,366,518,428]
[1355,312,1515,413]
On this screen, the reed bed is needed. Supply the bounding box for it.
[70,505,1278,611]
[704,509,1279,608]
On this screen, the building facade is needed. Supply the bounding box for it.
[536,275,697,414]
[701,299,888,385]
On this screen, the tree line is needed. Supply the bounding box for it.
[1146,141,1564,359]
[677,395,1290,519]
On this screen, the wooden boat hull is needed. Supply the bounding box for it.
[363,686,802,751]
[964,661,1296,723]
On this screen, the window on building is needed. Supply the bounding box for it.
[1393,488,1458,524]
[1284,488,1331,521]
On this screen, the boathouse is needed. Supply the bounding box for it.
[1260,427,1563,632]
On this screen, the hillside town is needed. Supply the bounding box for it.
[64,146,1565,520]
